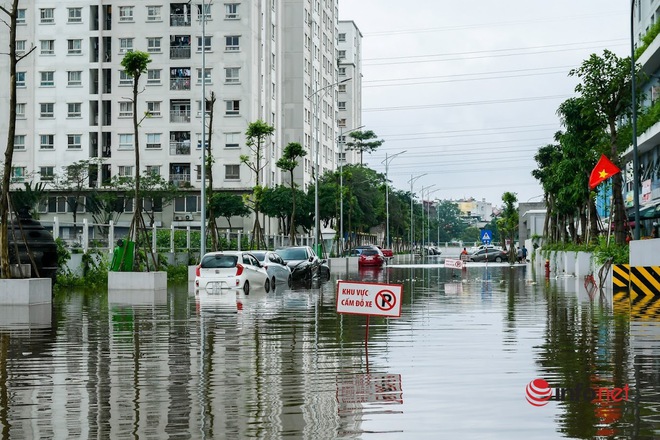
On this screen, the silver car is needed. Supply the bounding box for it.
[250,250,292,288]
[195,251,270,294]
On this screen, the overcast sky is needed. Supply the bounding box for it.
[339,1,628,208]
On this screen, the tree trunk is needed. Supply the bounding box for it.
[589,196,599,244]
[1,0,21,279]
[289,170,296,243]
[608,119,626,245]
[205,92,218,251]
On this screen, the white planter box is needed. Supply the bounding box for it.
[108,271,167,290]
[0,278,52,305]
[109,289,167,305]
[0,304,51,329]
[188,265,197,282]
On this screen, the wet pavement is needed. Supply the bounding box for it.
[0,256,657,439]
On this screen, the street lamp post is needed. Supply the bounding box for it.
[382,150,406,249]
[338,124,364,256]
[408,174,426,257]
[427,190,439,246]
[630,0,641,240]
[311,78,351,257]
[419,184,435,252]
[200,0,208,256]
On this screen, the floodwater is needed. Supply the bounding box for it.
[0,256,658,439]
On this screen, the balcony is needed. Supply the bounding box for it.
[170,173,191,186]
[170,46,191,59]
[170,141,191,155]
[170,110,191,123]
[170,78,190,91]
[170,14,191,27]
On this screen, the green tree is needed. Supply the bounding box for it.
[208,192,250,231]
[1,0,36,278]
[241,120,275,249]
[434,200,465,243]
[120,50,156,270]
[497,192,519,261]
[345,130,384,166]
[569,50,635,245]
[276,142,307,243]
[111,171,180,227]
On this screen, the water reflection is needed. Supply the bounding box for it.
[0,264,656,438]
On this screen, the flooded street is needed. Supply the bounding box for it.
[0,257,658,439]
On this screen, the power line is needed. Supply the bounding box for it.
[364,69,569,88]
[375,122,558,138]
[364,95,572,113]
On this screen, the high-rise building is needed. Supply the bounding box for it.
[337,20,363,166]
[0,0,361,237]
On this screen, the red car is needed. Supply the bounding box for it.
[377,246,394,259]
[358,248,385,267]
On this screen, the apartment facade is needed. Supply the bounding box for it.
[336,20,363,166]
[628,0,660,236]
[0,0,359,237]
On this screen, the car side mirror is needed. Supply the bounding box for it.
[308,256,314,262]
[321,259,327,264]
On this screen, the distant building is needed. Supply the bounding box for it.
[518,202,546,245]
[455,198,493,225]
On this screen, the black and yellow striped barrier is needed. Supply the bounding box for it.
[629,267,660,320]
[612,264,630,290]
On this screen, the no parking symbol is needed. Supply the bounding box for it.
[337,281,403,318]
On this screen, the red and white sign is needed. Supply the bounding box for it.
[336,281,403,317]
[336,374,403,404]
[444,258,464,269]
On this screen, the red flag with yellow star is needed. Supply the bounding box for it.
[589,154,621,189]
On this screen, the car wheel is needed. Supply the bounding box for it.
[243,281,250,295]
[271,276,276,290]
[264,278,270,293]
[495,256,502,263]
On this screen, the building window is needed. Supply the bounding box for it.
[119,38,134,53]
[225,67,239,84]
[146,165,161,175]
[147,69,162,85]
[338,118,347,127]
[16,40,26,54]
[40,40,55,55]
[339,67,346,76]
[225,164,240,180]
[16,72,26,87]
[146,101,161,117]
[67,103,82,118]
[225,35,240,51]
[68,8,82,23]
[119,134,134,150]
[40,167,55,181]
[68,39,82,55]
[17,9,26,24]
[338,50,346,59]
[225,132,240,149]
[147,6,162,21]
[67,134,82,149]
[119,71,133,86]
[118,165,134,176]
[147,37,162,53]
[225,3,239,19]
[40,135,55,150]
[196,68,212,84]
[119,101,133,117]
[146,133,161,149]
[16,103,25,118]
[197,36,212,52]
[338,84,346,93]
[40,103,55,118]
[11,167,27,183]
[14,135,26,151]
[225,100,240,116]
[338,33,346,42]
[40,8,55,24]
[67,70,82,86]
[196,4,212,20]
[40,71,55,86]
[119,6,134,22]
[338,101,346,110]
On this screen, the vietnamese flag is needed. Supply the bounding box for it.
[589,154,621,189]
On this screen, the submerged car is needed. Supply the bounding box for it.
[250,250,292,288]
[276,246,329,282]
[469,248,508,263]
[195,251,270,294]
[358,248,385,267]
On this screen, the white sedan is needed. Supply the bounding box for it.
[195,251,270,294]
[250,250,292,288]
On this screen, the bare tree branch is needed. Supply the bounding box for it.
[16,46,35,63]
[0,6,11,16]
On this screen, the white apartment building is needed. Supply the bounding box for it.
[627,0,660,236]
[0,0,360,237]
[337,20,363,166]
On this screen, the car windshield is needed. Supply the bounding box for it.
[362,249,378,256]
[250,252,266,262]
[277,248,307,260]
[201,254,238,269]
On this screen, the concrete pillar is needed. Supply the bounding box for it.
[82,219,89,252]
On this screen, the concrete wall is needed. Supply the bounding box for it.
[630,238,660,266]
